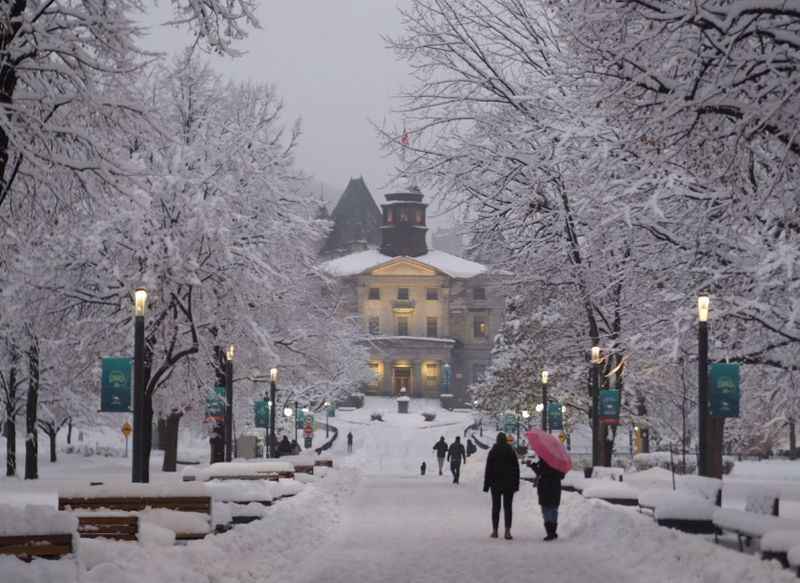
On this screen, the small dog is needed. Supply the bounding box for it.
[420,461,427,476]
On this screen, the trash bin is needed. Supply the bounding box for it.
[583,467,594,479]
[397,397,410,414]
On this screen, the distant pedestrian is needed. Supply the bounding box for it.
[290,439,301,454]
[483,432,520,540]
[420,461,427,476]
[531,458,565,541]
[346,432,353,453]
[447,436,467,484]
[277,435,292,457]
[466,438,477,457]
[433,436,448,475]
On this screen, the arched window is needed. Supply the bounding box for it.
[387,209,394,224]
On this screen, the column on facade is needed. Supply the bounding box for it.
[413,360,424,398]
[382,359,393,396]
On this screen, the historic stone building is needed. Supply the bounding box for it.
[322,179,503,401]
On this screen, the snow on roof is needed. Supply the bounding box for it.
[321,248,488,279]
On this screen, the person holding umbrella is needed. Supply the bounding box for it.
[483,432,520,539]
[526,428,571,541]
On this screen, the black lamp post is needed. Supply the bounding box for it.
[698,295,710,477]
[541,370,549,431]
[132,288,147,483]
[294,400,299,443]
[591,346,601,467]
[224,345,234,462]
[269,368,277,458]
[325,402,330,438]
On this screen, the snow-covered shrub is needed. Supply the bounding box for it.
[421,412,436,422]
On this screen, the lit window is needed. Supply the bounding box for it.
[368,287,380,300]
[397,316,409,336]
[473,317,488,338]
[425,363,439,387]
[398,288,410,300]
[473,287,486,300]
[368,317,380,335]
[426,317,438,338]
[426,288,439,300]
[369,362,382,388]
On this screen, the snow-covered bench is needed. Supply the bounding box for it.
[638,476,721,533]
[761,530,800,568]
[583,482,639,506]
[185,461,296,482]
[713,494,799,551]
[77,515,139,540]
[0,505,77,561]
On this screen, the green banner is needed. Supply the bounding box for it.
[206,386,226,422]
[599,390,620,424]
[503,413,516,434]
[710,363,741,417]
[100,357,132,412]
[548,403,563,431]
[295,410,306,429]
[254,400,270,429]
[328,404,336,418]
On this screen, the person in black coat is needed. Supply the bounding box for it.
[446,436,466,484]
[483,432,520,539]
[466,438,477,457]
[531,458,565,541]
[276,435,292,457]
[432,437,449,475]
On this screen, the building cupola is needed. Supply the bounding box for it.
[379,185,428,257]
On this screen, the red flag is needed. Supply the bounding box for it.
[400,129,410,146]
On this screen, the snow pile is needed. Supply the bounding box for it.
[762,529,800,553]
[582,482,638,501]
[204,478,285,502]
[137,521,176,546]
[137,508,211,535]
[653,492,717,521]
[0,504,78,536]
[789,544,800,568]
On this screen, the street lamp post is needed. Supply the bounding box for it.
[591,346,601,467]
[521,410,530,434]
[541,370,549,431]
[324,402,331,438]
[294,401,299,444]
[224,345,234,462]
[698,295,710,477]
[269,368,277,458]
[283,406,293,452]
[132,288,147,483]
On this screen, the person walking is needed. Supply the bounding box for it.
[466,438,477,457]
[276,435,292,457]
[433,436,448,475]
[531,458,565,541]
[346,432,353,453]
[483,432,520,540]
[447,436,466,484]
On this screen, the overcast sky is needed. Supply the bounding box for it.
[147,1,410,203]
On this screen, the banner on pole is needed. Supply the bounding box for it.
[548,403,563,431]
[206,386,225,422]
[100,357,132,412]
[599,390,620,425]
[503,413,516,434]
[254,400,269,429]
[710,363,741,417]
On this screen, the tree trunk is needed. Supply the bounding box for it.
[209,345,226,464]
[5,366,16,477]
[789,419,797,460]
[161,411,182,472]
[25,342,39,480]
[67,418,72,445]
[0,1,26,210]
[49,431,57,463]
[156,417,168,450]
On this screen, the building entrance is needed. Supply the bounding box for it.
[393,366,412,395]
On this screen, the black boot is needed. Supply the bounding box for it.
[552,522,558,540]
[543,522,556,541]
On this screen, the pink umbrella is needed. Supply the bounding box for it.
[526,429,572,474]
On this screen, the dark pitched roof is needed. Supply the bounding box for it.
[321,177,382,256]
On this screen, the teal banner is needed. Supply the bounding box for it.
[328,404,336,418]
[296,410,306,429]
[100,357,132,412]
[599,390,620,424]
[254,400,270,429]
[206,386,226,422]
[710,363,741,417]
[503,413,516,434]
[548,403,563,431]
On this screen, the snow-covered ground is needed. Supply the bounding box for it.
[1,397,799,583]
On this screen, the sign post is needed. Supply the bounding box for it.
[101,357,132,413]
[121,421,132,457]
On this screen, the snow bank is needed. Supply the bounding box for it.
[762,530,800,553]
[730,460,800,482]
[137,521,176,546]
[583,482,638,500]
[788,544,800,568]
[0,504,78,536]
[0,555,80,583]
[137,508,211,535]
[204,479,283,502]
